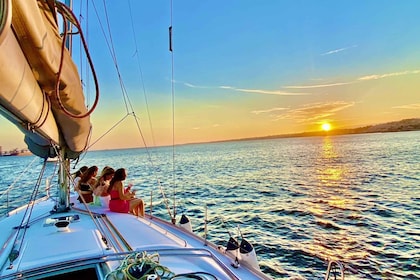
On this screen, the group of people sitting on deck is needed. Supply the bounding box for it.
[72,166,144,217]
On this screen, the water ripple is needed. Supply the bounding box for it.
[1,131,419,279]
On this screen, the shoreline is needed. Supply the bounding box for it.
[2,118,419,154]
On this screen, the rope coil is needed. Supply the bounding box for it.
[105,252,174,280]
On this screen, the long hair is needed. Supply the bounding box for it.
[94,167,115,188]
[73,166,88,177]
[80,166,98,184]
[108,168,126,193]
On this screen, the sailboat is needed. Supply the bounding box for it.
[0,1,346,279]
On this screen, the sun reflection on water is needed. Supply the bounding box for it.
[304,136,363,265]
[316,137,345,185]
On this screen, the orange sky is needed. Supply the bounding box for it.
[1,1,420,152]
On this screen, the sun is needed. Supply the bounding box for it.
[321,123,332,132]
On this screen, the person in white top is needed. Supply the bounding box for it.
[92,166,115,207]
[72,166,88,191]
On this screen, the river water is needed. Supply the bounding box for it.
[1,131,419,279]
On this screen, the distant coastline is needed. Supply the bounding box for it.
[2,118,420,154]
[0,148,31,157]
[206,118,420,144]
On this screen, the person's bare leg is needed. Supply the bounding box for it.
[130,199,144,217]
[130,200,138,216]
[138,200,144,217]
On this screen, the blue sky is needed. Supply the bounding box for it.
[1,0,420,151]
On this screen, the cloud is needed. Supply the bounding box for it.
[284,82,353,89]
[179,68,420,96]
[321,45,358,56]
[283,69,420,90]
[251,107,288,115]
[273,101,355,122]
[392,103,420,110]
[182,81,210,89]
[358,70,420,81]
[219,86,309,96]
[178,81,309,96]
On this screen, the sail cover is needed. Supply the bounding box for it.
[0,0,91,159]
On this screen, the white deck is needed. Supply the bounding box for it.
[0,195,270,279]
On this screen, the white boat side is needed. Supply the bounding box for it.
[0,193,271,279]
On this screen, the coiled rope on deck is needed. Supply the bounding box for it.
[105,251,218,280]
[105,252,174,280]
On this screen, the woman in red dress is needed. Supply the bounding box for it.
[108,168,144,216]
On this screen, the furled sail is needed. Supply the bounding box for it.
[0,0,91,159]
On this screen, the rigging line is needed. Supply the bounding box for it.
[95,0,119,71]
[99,0,129,110]
[10,159,49,262]
[169,0,177,221]
[128,0,157,148]
[91,0,132,113]
[78,0,84,99]
[67,123,92,164]
[64,170,108,239]
[88,109,174,220]
[55,2,99,119]
[91,1,173,218]
[168,0,187,220]
[87,114,131,149]
[36,91,51,129]
[125,1,167,180]
[78,0,90,107]
[131,113,173,219]
[73,194,110,243]
[91,1,146,140]
[0,157,39,200]
[89,1,173,219]
[26,88,51,131]
[47,144,61,198]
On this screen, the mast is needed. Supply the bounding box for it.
[56,151,71,213]
[56,0,73,213]
[64,0,72,51]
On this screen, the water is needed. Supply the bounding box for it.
[1,131,419,279]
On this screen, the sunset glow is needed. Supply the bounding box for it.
[0,2,419,151]
[321,123,332,132]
